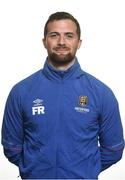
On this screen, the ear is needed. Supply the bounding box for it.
[77,39,82,49]
[42,38,47,49]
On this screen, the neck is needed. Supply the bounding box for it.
[48,59,76,71]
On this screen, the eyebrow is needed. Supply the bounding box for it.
[48,32,75,35]
[48,32,59,35]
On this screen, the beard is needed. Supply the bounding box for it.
[48,51,75,66]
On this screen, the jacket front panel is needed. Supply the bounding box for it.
[18,61,101,179]
[2,59,124,179]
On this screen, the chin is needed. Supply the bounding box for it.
[49,53,75,65]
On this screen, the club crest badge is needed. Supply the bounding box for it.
[79,96,88,106]
[75,95,89,113]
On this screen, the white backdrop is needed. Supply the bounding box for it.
[0,0,125,179]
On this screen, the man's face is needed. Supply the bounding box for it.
[43,19,82,66]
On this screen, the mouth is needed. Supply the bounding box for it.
[54,47,70,54]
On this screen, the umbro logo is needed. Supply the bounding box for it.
[32,98,45,115]
[33,98,43,105]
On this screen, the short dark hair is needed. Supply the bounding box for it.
[44,12,81,40]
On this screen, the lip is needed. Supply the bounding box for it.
[54,47,70,53]
[55,50,69,55]
[56,49,68,52]
[54,47,70,50]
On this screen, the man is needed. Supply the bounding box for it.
[1,12,124,179]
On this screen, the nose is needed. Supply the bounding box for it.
[58,35,66,45]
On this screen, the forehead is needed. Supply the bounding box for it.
[47,19,77,33]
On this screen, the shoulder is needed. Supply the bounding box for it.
[81,70,117,102]
[80,70,119,115]
[16,69,42,86]
[82,70,112,90]
[8,69,43,98]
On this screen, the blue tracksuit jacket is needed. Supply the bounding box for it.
[1,58,124,179]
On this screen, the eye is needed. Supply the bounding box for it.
[49,33,59,38]
[50,34,57,37]
[66,33,74,39]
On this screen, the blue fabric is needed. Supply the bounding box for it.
[1,58,124,179]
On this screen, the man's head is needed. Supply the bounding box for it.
[43,12,82,68]
[44,12,81,40]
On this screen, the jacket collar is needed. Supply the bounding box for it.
[42,57,84,82]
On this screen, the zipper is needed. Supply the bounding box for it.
[55,75,64,178]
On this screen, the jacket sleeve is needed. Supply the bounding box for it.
[1,86,24,166]
[99,88,124,171]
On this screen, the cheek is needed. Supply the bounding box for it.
[71,44,80,53]
[46,40,57,49]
